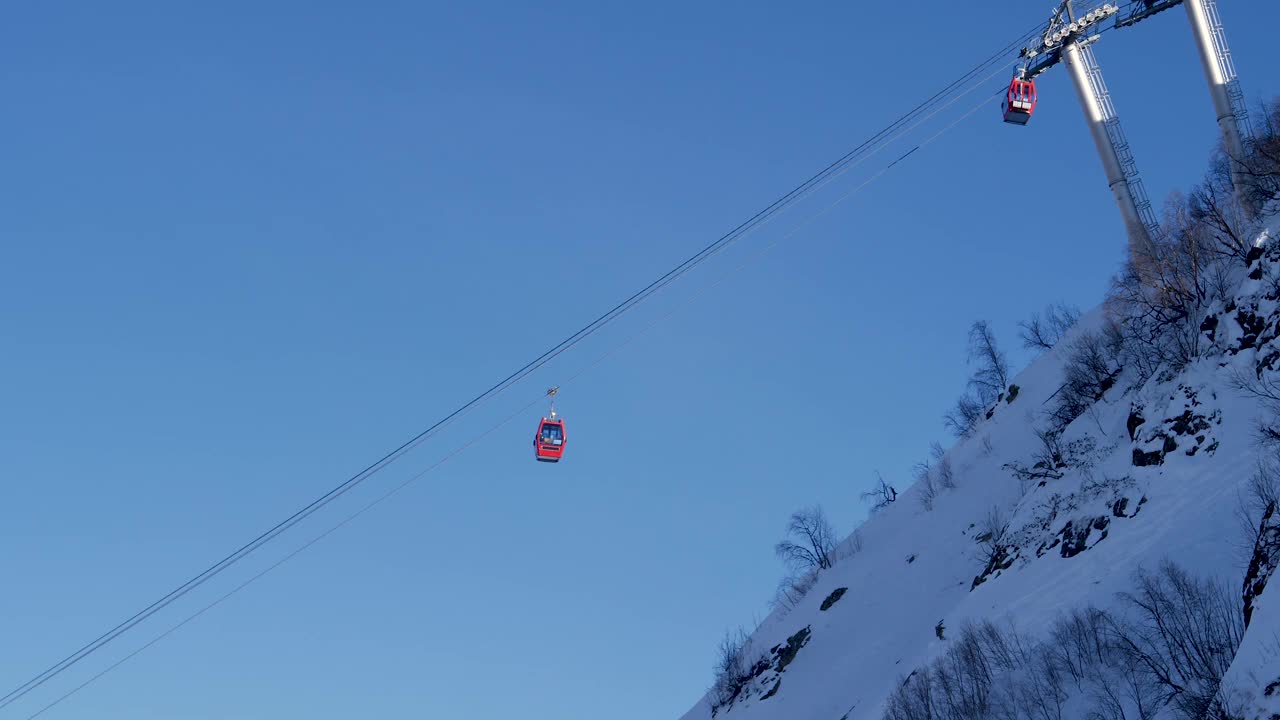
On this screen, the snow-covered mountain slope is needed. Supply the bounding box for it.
[680,212,1280,720]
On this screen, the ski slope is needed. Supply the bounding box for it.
[679,211,1280,720]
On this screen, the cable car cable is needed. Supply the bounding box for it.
[2,36,1039,713]
[0,22,1052,714]
[22,393,547,720]
[15,70,1010,719]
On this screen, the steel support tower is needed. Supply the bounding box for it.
[1022,2,1158,256]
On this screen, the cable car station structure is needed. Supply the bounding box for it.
[1005,0,1257,257]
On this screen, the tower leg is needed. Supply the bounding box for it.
[1185,0,1255,218]
[1063,40,1155,259]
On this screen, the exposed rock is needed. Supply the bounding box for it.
[820,588,848,612]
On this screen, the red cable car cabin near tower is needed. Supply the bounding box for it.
[1003,77,1038,125]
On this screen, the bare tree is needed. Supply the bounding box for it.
[1228,367,1280,447]
[775,506,836,573]
[1238,98,1280,212]
[968,321,1010,406]
[1020,303,1082,352]
[884,563,1244,720]
[1046,606,1112,687]
[1190,150,1253,263]
[944,322,1011,438]
[861,472,897,511]
[1109,563,1244,719]
[944,393,985,438]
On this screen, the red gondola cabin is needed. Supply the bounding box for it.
[534,418,566,462]
[1003,78,1037,125]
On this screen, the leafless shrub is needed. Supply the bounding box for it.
[884,622,1036,720]
[937,456,956,490]
[861,472,898,512]
[1049,327,1123,433]
[918,470,938,512]
[884,667,935,720]
[883,563,1243,720]
[825,530,866,569]
[1005,428,1067,492]
[975,506,1011,575]
[771,569,818,614]
[926,442,956,489]
[775,506,836,573]
[944,393,985,438]
[1108,192,1232,382]
[846,529,864,557]
[1079,473,1136,504]
[1020,303,1082,352]
[710,626,762,712]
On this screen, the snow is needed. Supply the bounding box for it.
[679,211,1280,720]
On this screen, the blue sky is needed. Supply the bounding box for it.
[2,2,1278,718]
